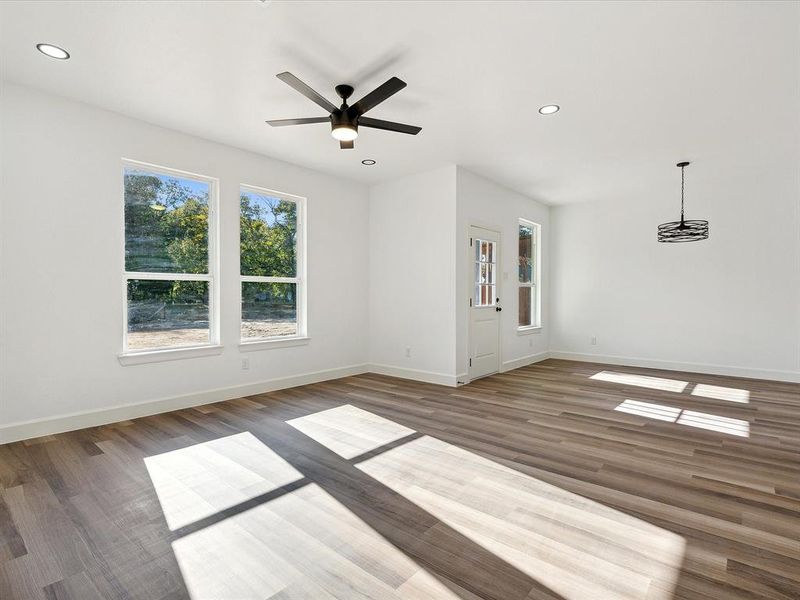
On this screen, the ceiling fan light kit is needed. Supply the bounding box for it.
[657,161,709,243]
[330,85,358,141]
[331,123,358,142]
[267,72,421,150]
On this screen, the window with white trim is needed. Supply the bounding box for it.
[518,220,540,328]
[123,161,218,352]
[240,185,305,341]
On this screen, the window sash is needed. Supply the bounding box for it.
[124,274,218,352]
[239,184,306,341]
[519,283,536,328]
[122,160,219,353]
[518,219,540,329]
[239,276,304,340]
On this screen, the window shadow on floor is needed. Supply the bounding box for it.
[6,359,796,600]
[177,413,569,600]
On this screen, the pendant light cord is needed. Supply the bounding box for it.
[658,160,707,242]
[680,164,685,223]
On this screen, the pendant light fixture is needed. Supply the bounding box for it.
[657,161,709,243]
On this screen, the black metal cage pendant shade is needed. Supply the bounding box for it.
[658,161,709,243]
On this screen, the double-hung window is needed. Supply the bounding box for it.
[240,185,305,342]
[518,219,540,329]
[123,161,218,353]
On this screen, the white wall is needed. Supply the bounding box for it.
[0,83,370,438]
[5,82,795,445]
[367,166,550,385]
[550,164,800,381]
[368,166,458,385]
[456,168,551,377]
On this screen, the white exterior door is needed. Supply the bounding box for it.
[468,226,501,380]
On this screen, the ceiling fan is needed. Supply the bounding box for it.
[266,72,421,149]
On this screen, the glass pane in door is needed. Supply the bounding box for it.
[473,238,497,307]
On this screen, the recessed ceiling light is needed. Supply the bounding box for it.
[361,159,376,166]
[538,104,560,115]
[36,43,70,60]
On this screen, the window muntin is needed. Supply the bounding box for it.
[123,162,217,352]
[474,238,497,307]
[518,220,539,328]
[240,186,304,341]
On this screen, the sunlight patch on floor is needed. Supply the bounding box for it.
[355,434,686,600]
[691,383,750,403]
[677,410,750,437]
[614,399,682,422]
[284,408,686,600]
[613,401,750,437]
[170,482,461,599]
[146,406,688,599]
[144,431,303,530]
[590,370,689,393]
[286,403,416,459]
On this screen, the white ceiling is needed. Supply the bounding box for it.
[1,1,797,204]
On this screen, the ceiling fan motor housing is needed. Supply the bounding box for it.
[331,108,358,136]
[331,109,357,127]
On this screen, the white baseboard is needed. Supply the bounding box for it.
[367,363,460,387]
[374,352,551,387]
[7,351,794,445]
[501,351,552,372]
[549,351,800,383]
[0,363,369,445]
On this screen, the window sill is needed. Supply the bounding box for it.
[118,344,223,366]
[517,326,542,336]
[239,336,310,352]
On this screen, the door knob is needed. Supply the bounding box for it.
[496,306,502,312]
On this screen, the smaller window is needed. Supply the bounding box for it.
[240,185,305,341]
[518,220,540,328]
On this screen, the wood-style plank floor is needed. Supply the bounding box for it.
[1,359,799,599]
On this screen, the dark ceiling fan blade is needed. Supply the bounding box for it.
[276,72,338,113]
[340,140,354,150]
[359,116,421,135]
[266,117,330,127]
[350,77,407,116]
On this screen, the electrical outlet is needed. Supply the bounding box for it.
[241,357,250,371]
[591,336,597,346]
[405,347,411,358]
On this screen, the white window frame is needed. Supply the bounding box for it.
[119,159,221,364]
[239,184,308,350]
[517,219,541,333]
